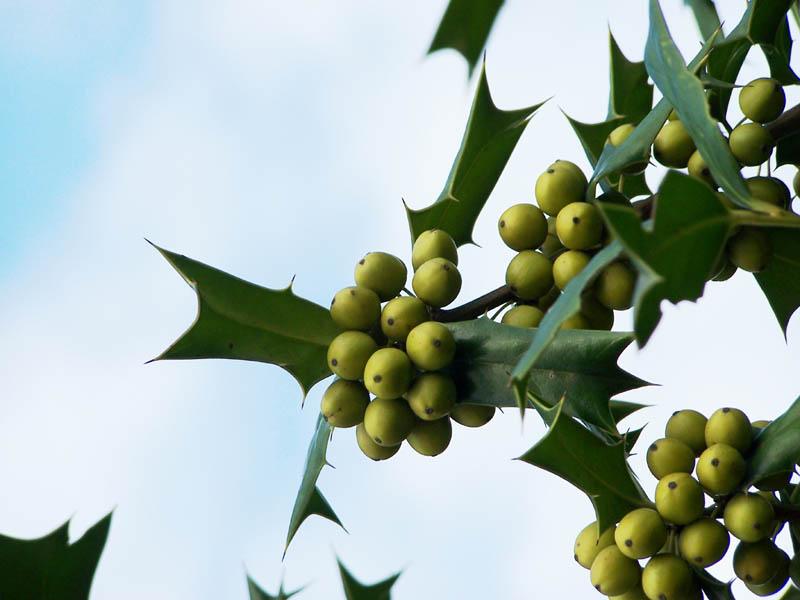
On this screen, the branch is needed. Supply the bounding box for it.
[765,102,800,141]
[432,285,514,322]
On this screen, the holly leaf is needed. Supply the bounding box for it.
[427,0,505,77]
[517,400,650,533]
[685,0,722,41]
[745,395,800,486]
[608,30,653,124]
[755,228,800,337]
[337,557,401,600]
[405,65,544,248]
[150,242,341,399]
[447,318,648,434]
[285,414,345,556]
[0,512,111,599]
[247,575,304,600]
[693,567,735,600]
[775,132,800,167]
[762,17,800,85]
[598,171,732,346]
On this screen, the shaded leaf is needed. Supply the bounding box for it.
[247,575,304,600]
[693,567,735,600]
[754,228,800,336]
[780,586,800,600]
[685,0,722,41]
[517,400,650,532]
[762,17,800,85]
[150,242,341,399]
[610,399,648,424]
[0,512,111,600]
[608,30,654,124]
[745,395,800,486]
[337,557,401,600]
[447,317,648,434]
[406,65,544,248]
[285,415,344,555]
[775,132,800,167]
[427,0,504,77]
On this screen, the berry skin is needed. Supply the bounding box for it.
[580,293,614,331]
[412,258,462,307]
[552,250,591,290]
[330,286,381,331]
[688,150,715,187]
[555,202,604,250]
[406,373,457,420]
[540,216,564,257]
[590,546,641,597]
[747,176,791,209]
[535,166,587,216]
[606,123,649,174]
[407,416,452,456]
[380,296,428,342]
[665,409,707,456]
[537,284,561,311]
[641,554,693,600]
[501,304,544,328]
[549,159,588,187]
[726,227,771,273]
[356,422,400,461]
[327,331,378,381]
[320,379,370,428]
[655,472,704,525]
[498,203,547,251]
[729,122,774,166]
[363,348,413,399]
[405,321,456,371]
[723,492,775,542]
[739,78,786,124]
[574,521,617,569]
[505,250,554,300]
[354,252,407,301]
[696,442,746,495]
[705,407,752,453]
[363,397,416,447]
[678,518,729,568]
[559,312,590,330]
[609,584,650,600]
[449,403,494,427]
[653,120,696,168]
[614,508,667,559]
[745,548,790,596]
[646,437,695,480]
[595,261,636,311]
[712,258,737,282]
[733,539,782,585]
[411,229,458,271]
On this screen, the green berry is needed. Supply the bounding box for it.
[549,159,588,187]
[655,473,704,525]
[606,123,649,175]
[745,548,790,596]
[727,227,771,273]
[679,518,729,568]
[739,78,785,124]
[590,546,641,596]
[412,258,462,307]
[552,250,590,290]
[354,252,407,301]
[665,409,707,456]
[688,150,715,187]
[646,437,695,480]
[411,229,458,271]
[363,348,413,399]
[580,293,614,331]
[696,442,746,495]
[505,250,554,300]
[406,373,457,420]
[380,296,428,342]
[330,286,381,330]
[498,203,547,251]
[574,521,617,569]
[535,166,587,216]
[705,406,752,453]
[556,202,604,250]
[747,176,791,209]
[363,397,416,447]
[327,331,378,380]
[501,304,544,328]
[449,403,494,427]
[729,122,774,166]
[320,379,370,428]
[615,508,667,559]
[712,258,737,282]
[540,216,564,257]
[653,120,696,168]
[595,261,636,310]
[641,555,692,600]
[407,416,452,456]
[356,422,400,461]
[405,321,456,371]
[733,539,782,585]
[609,584,649,600]
[724,492,775,542]
[559,312,590,330]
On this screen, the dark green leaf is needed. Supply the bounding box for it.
[447,316,648,434]
[150,242,341,399]
[610,400,648,424]
[337,557,401,600]
[780,586,800,600]
[598,171,732,346]
[405,65,544,248]
[762,17,800,85]
[427,0,504,77]
[285,415,344,555]
[775,132,800,167]
[693,567,735,600]
[608,31,653,124]
[247,575,304,600]
[0,512,111,599]
[754,228,800,337]
[685,0,722,41]
[738,0,794,46]
[745,395,800,486]
[706,38,750,123]
[517,400,650,532]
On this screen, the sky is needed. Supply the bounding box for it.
[0,1,798,599]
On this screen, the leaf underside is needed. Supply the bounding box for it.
[337,556,401,600]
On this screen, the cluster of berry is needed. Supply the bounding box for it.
[575,408,799,599]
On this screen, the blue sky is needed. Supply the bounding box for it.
[0,2,798,599]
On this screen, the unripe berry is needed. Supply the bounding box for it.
[535,166,587,216]
[679,518,729,567]
[406,373,457,420]
[498,203,547,251]
[747,176,791,209]
[733,539,782,585]
[411,229,458,271]
[505,250,554,300]
[745,548,790,596]
[705,407,752,453]
[794,170,800,200]
[590,546,641,596]
[559,312,591,330]
[380,296,429,342]
[606,123,649,175]
[729,122,774,166]
[653,120,696,168]
[655,472,704,525]
[356,422,400,461]
[580,293,614,331]
[320,379,370,428]
[363,397,416,447]
[501,304,544,328]
[726,227,771,273]
[665,409,707,456]
[574,521,616,569]
[407,416,452,456]
[609,584,649,600]
[615,508,667,559]
[327,331,378,381]
[405,321,456,371]
[723,492,775,542]
[646,437,695,480]
[552,250,591,290]
[330,286,381,330]
[712,258,737,282]
[412,258,462,307]
[696,442,746,495]
[354,252,407,301]
[641,555,692,600]
[688,150,715,187]
[449,403,495,427]
[556,202,604,250]
[595,261,636,310]
[790,553,800,588]
[540,216,564,257]
[548,159,588,187]
[363,348,412,399]
[739,78,786,123]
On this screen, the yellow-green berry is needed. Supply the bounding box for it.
[412,258,462,307]
[653,120,696,168]
[552,250,591,290]
[407,416,452,456]
[724,492,775,543]
[498,203,547,251]
[679,518,729,568]
[501,304,544,328]
[655,472,704,525]
[574,521,617,569]
[449,403,494,427]
[739,78,785,124]
[595,261,636,311]
[506,250,554,300]
[729,122,774,166]
[705,406,752,453]
[354,252,407,301]
[590,546,641,597]
[405,321,456,371]
[696,442,746,495]
[641,555,692,600]
[646,437,695,480]
[330,286,381,330]
[535,166,587,216]
[556,202,604,250]
[320,379,370,428]
[380,296,428,342]
[363,397,416,447]
[406,373,457,421]
[411,229,458,271]
[327,330,378,380]
[363,348,412,399]
[665,409,707,456]
[615,508,667,559]
[356,422,400,460]
[726,227,771,273]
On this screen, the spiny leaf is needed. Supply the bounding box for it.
[405,65,544,248]
[150,242,341,399]
[608,30,653,124]
[0,512,112,599]
[337,557,401,600]
[693,567,735,600]
[517,400,650,533]
[745,395,800,486]
[754,228,800,337]
[447,317,648,434]
[685,0,722,41]
[762,17,800,85]
[427,0,504,77]
[598,171,732,346]
[247,575,304,600]
[285,414,344,556]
